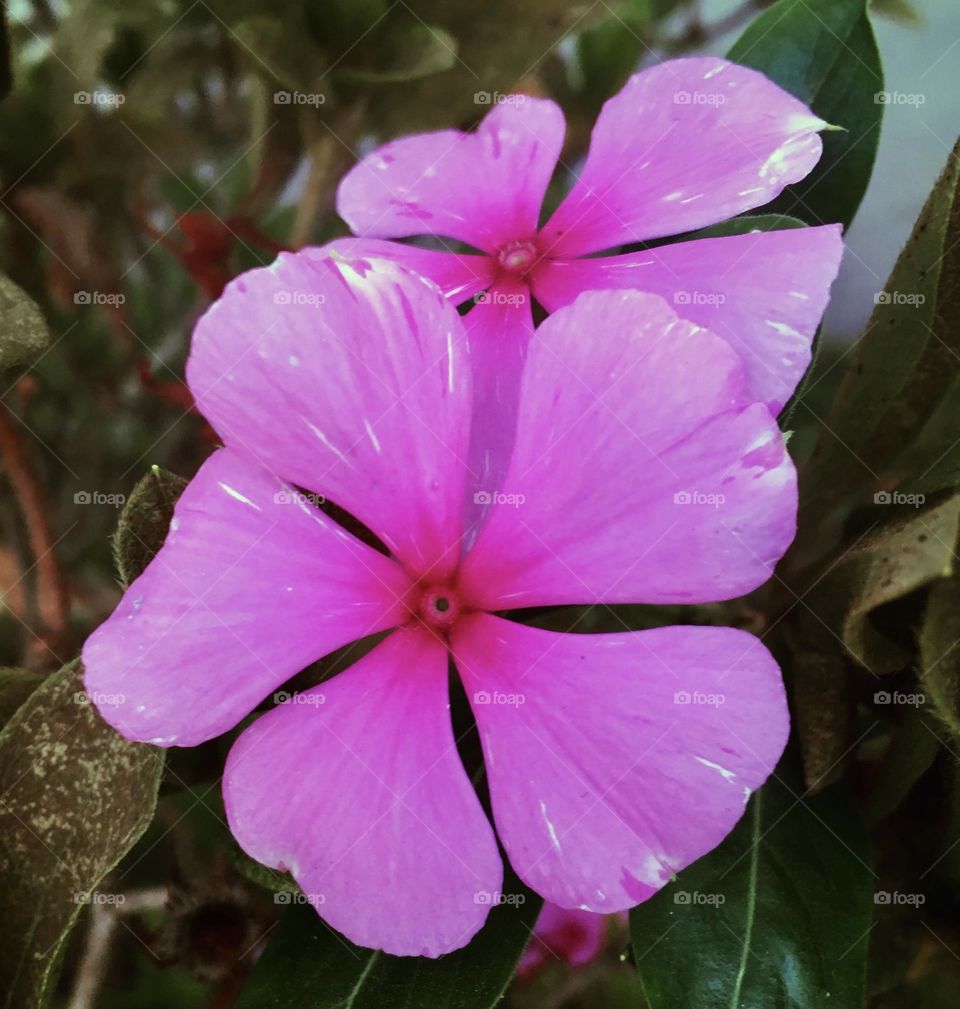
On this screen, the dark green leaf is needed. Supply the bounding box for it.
[919,576,960,745]
[0,661,162,1009]
[631,761,873,1009]
[728,0,882,228]
[236,877,540,1009]
[337,24,458,85]
[676,212,808,242]
[804,489,960,674]
[863,707,941,824]
[804,139,960,499]
[574,0,650,102]
[113,464,187,587]
[0,274,50,371]
[0,666,46,726]
[0,4,10,102]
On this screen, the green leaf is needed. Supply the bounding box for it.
[728,0,882,228]
[0,666,46,726]
[676,212,808,242]
[113,465,187,587]
[863,707,941,824]
[804,139,960,499]
[919,576,960,745]
[804,489,960,674]
[574,0,651,102]
[0,274,50,372]
[0,4,10,102]
[631,762,873,1009]
[337,23,458,85]
[236,878,540,1009]
[870,0,922,27]
[0,661,163,1009]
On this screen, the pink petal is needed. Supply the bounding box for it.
[533,224,843,412]
[318,237,496,303]
[462,278,535,545]
[539,58,827,256]
[518,903,609,975]
[82,449,411,747]
[459,290,796,609]
[453,614,788,911]
[187,251,471,580]
[224,626,502,957]
[336,98,565,253]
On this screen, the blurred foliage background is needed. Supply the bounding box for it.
[3,0,960,1007]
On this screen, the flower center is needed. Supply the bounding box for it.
[417,586,461,630]
[497,239,538,275]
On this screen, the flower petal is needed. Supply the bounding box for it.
[224,626,502,957]
[337,98,565,252]
[319,237,496,303]
[82,449,411,747]
[540,58,827,256]
[459,290,796,608]
[462,279,535,546]
[187,251,472,579]
[533,224,843,412]
[454,614,788,911]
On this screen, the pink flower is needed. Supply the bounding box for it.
[518,904,614,978]
[334,57,842,491]
[83,250,793,958]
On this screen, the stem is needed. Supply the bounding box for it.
[0,400,70,662]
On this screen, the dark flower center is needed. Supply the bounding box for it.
[417,586,461,630]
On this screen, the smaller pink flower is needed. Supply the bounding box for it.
[333,56,843,493]
[518,904,614,978]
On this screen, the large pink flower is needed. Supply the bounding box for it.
[83,251,793,958]
[334,57,842,490]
